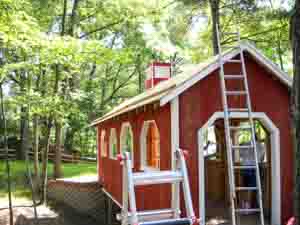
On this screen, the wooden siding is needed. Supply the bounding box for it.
[97,103,172,210]
[179,53,293,223]
[96,53,292,224]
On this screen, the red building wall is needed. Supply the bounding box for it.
[179,54,293,223]
[97,103,172,210]
[96,53,292,223]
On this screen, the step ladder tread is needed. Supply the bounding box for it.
[236,187,258,191]
[234,165,256,169]
[133,170,183,185]
[224,75,244,79]
[228,108,249,112]
[225,90,247,95]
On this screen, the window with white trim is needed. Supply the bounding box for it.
[109,128,118,159]
[100,130,107,157]
[141,121,160,171]
[120,122,134,166]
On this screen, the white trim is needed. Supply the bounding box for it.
[171,97,180,213]
[160,42,292,106]
[241,42,292,87]
[140,120,161,171]
[120,122,134,167]
[100,129,107,157]
[96,127,99,173]
[197,112,281,225]
[109,128,118,160]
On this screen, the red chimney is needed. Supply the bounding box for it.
[145,62,171,89]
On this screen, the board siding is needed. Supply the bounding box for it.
[179,54,292,224]
[97,103,172,210]
[96,54,292,224]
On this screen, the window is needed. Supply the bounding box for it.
[100,130,107,157]
[120,123,134,164]
[109,128,118,159]
[141,121,160,170]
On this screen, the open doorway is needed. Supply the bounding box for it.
[198,112,280,225]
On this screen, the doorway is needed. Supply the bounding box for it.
[198,112,281,225]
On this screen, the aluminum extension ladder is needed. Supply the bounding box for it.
[116,149,199,225]
[216,27,265,225]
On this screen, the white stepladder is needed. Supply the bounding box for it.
[116,149,199,225]
[216,26,265,225]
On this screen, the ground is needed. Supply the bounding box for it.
[0,160,97,198]
[0,160,98,225]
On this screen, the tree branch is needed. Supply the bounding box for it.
[79,20,123,39]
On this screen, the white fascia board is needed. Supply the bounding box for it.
[160,42,292,106]
[160,49,240,106]
[242,42,292,88]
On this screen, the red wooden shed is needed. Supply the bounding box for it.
[91,42,293,225]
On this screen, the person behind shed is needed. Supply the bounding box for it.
[240,134,265,213]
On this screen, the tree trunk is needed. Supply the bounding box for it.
[291,2,300,224]
[33,115,40,180]
[54,122,62,179]
[20,106,29,160]
[64,128,75,153]
[209,0,220,56]
[41,119,53,204]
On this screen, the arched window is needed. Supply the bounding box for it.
[109,128,118,159]
[100,130,107,157]
[120,122,134,166]
[141,121,160,170]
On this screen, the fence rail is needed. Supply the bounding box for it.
[0,148,96,163]
[0,148,17,159]
[28,151,96,163]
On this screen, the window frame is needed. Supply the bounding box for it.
[120,122,134,168]
[109,128,118,160]
[140,120,160,171]
[100,130,107,157]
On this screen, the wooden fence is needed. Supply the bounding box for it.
[28,151,96,163]
[0,148,96,163]
[0,148,17,160]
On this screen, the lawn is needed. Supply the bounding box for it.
[0,160,97,199]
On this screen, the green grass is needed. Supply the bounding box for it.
[0,160,97,199]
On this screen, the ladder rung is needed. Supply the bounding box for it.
[232,145,254,150]
[235,208,261,213]
[236,187,258,191]
[227,59,241,63]
[228,108,248,112]
[133,171,183,186]
[229,126,251,130]
[234,165,256,170]
[224,75,244,79]
[226,91,247,96]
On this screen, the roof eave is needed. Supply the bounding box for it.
[160,42,292,106]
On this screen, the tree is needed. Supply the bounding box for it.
[290,1,300,224]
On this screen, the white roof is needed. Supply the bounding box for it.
[91,41,292,126]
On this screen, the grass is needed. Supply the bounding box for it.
[0,160,97,199]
